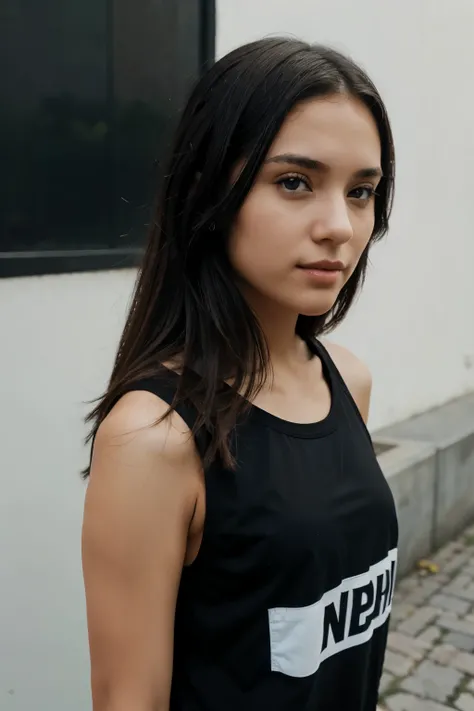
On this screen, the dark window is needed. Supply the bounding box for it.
[0,0,215,277]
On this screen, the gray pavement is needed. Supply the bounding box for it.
[379,524,474,710]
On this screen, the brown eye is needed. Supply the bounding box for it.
[349,186,376,201]
[277,175,311,193]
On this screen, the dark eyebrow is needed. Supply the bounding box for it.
[354,167,383,179]
[264,153,383,179]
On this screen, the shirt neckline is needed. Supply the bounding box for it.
[160,338,340,439]
[243,339,339,438]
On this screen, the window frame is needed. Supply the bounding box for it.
[0,0,215,279]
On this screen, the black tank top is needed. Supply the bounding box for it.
[127,339,398,711]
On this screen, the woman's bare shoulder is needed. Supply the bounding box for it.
[94,389,196,465]
[320,339,372,423]
[87,389,203,533]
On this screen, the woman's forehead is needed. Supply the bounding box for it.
[267,96,381,171]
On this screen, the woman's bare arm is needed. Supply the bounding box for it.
[82,390,203,711]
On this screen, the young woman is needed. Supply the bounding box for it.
[82,37,397,711]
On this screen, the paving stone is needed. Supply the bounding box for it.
[433,575,451,585]
[445,632,474,653]
[384,649,415,677]
[455,693,474,711]
[430,593,471,616]
[453,586,474,603]
[380,671,396,695]
[419,626,443,646]
[421,580,444,595]
[385,692,455,710]
[388,632,431,661]
[443,553,472,575]
[433,543,461,564]
[452,651,474,675]
[448,574,473,590]
[429,643,458,665]
[406,592,436,607]
[390,616,400,632]
[384,532,474,706]
[393,592,407,607]
[406,582,444,607]
[400,660,464,703]
[445,582,474,599]
[438,616,474,637]
[397,577,421,594]
[391,603,417,624]
[398,607,440,637]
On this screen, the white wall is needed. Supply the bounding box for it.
[1,1,474,708]
[0,270,135,710]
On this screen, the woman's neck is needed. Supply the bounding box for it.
[242,286,310,369]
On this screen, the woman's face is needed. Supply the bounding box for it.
[228,94,382,317]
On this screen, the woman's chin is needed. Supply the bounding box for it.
[297,296,339,318]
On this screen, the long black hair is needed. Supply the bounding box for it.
[84,37,395,473]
